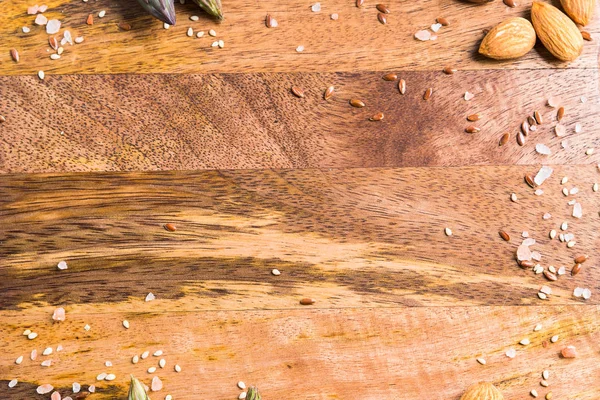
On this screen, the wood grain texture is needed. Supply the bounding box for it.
[1,305,600,399]
[2,166,599,310]
[0,69,598,173]
[0,0,598,75]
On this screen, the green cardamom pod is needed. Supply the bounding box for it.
[192,0,224,20]
[246,386,261,400]
[128,375,151,400]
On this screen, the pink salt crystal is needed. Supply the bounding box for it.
[52,307,66,321]
[35,14,48,25]
[516,245,532,261]
[39,4,48,12]
[51,391,62,400]
[414,30,431,41]
[151,376,163,391]
[31,349,38,360]
[561,346,577,358]
[429,34,438,41]
[88,385,95,393]
[56,344,63,351]
[464,91,475,101]
[27,5,40,14]
[547,96,559,108]
[41,359,52,367]
[46,19,61,34]
[37,384,54,394]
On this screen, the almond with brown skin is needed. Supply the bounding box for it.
[460,382,504,400]
[531,2,584,62]
[479,17,536,60]
[559,0,595,26]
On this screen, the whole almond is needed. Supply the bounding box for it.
[532,2,584,61]
[479,17,536,60]
[460,382,504,400]
[559,0,595,26]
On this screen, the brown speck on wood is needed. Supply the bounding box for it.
[465,125,480,133]
[382,73,397,81]
[324,86,335,100]
[291,86,305,98]
[571,263,582,276]
[118,22,132,31]
[10,49,19,62]
[349,99,365,108]
[574,255,588,264]
[437,17,449,26]
[527,116,536,126]
[499,132,510,146]
[467,113,480,122]
[542,340,548,348]
[377,13,387,24]
[370,112,384,121]
[300,298,315,305]
[376,4,390,13]
[524,174,535,188]
[164,223,177,232]
[423,88,432,100]
[557,106,565,121]
[581,31,592,41]
[0,115,6,123]
[87,14,94,25]
[499,231,510,241]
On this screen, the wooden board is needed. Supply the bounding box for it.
[1,305,599,399]
[2,166,599,310]
[0,69,598,173]
[0,0,598,75]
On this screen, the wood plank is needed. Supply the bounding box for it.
[1,306,599,399]
[0,0,598,75]
[2,166,599,310]
[0,69,598,173]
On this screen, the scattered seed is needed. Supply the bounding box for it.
[75,36,84,44]
[398,79,406,95]
[499,231,510,241]
[117,22,132,31]
[542,212,551,220]
[466,113,480,122]
[505,348,516,358]
[543,271,557,281]
[330,13,339,20]
[50,54,61,60]
[555,107,565,122]
[73,382,80,393]
[89,385,96,392]
[542,370,549,380]
[271,268,281,276]
[37,384,54,395]
[382,73,397,81]
[444,227,453,236]
[534,189,543,196]
[414,30,431,41]
[86,14,93,25]
[163,23,170,29]
[499,132,510,146]
[57,47,64,56]
[8,379,18,388]
[148,367,157,373]
[145,293,155,301]
[350,99,366,108]
[545,392,553,400]
[190,15,199,21]
[209,29,216,36]
[154,350,163,356]
[593,183,599,192]
[504,0,517,6]
[567,240,576,248]
[265,14,276,28]
[534,110,543,124]
[43,347,53,356]
[540,380,549,387]
[10,49,19,62]
[31,349,37,360]
[175,364,182,372]
[166,395,173,400]
[300,298,315,305]
[369,112,384,121]
[534,323,542,332]
[443,66,456,74]
[550,334,559,343]
[132,355,139,364]
[510,193,518,202]
[574,255,588,264]
[356,0,364,6]
[423,88,433,100]
[586,148,594,155]
[535,143,551,155]
[465,125,480,133]
[476,358,486,365]
[376,4,390,13]
[575,123,582,133]
[581,31,592,41]
[464,92,474,101]
[520,260,535,269]
[141,351,150,359]
[28,332,38,340]
[98,10,106,18]
[15,356,23,365]
[186,27,193,37]
[548,265,556,273]
[123,320,130,329]
[105,374,116,381]
[437,17,449,26]
[196,31,204,38]
[377,13,387,24]
[562,187,569,196]
[554,124,566,137]
[239,393,247,400]
[517,132,525,146]
[323,86,335,100]
[159,358,166,368]
[218,40,225,48]
[96,373,107,381]
[524,174,535,188]
[537,292,547,300]
[521,121,530,136]
[238,381,246,389]
[295,45,304,52]
[38,70,45,80]
[531,389,539,397]
[291,86,305,98]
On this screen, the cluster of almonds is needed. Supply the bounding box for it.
[476,0,593,62]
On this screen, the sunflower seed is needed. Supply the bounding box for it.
[350,99,365,108]
[423,88,433,100]
[498,132,510,146]
[377,13,387,24]
[291,86,305,98]
[398,79,406,94]
[324,86,335,100]
[556,106,564,121]
[370,112,384,121]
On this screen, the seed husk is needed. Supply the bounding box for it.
[369,112,384,121]
[324,86,335,100]
[499,231,510,241]
[10,49,19,62]
[349,99,365,108]
[86,14,93,25]
[376,4,390,13]
[119,22,132,31]
[574,255,588,264]
[571,263,582,276]
[528,116,536,126]
[524,174,535,188]
[543,271,557,281]
[437,17,449,26]
[398,79,406,94]
[382,73,397,81]
[499,132,510,146]
[356,0,364,7]
[520,260,535,269]
[291,86,305,98]
[534,110,543,124]
[467,113,480,122]
[49,37,58,50]
[300,298,315,305]
[265,14,275,28]
[557,106,564,121]
[521,121,530,136]
[581,31,592,41]
[423,88,433,100]
[517,132,525,146]
[377,13,387,24]
[504,0,517,7]
[443,66,457,74]
[465,125,480,133]
[164,223,176,232]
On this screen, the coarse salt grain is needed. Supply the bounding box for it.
[540,285,552,295]
[163,23,170,29]
[561,140,569,149]
[431,23,442,32]
[464,92,474,101]
[554,124,566,136]
[581,96,587,103]
[311,2,321,12]
[575,123,582,133]
[531,251,541,261]
[15,356,23,364]
[57,261,68,270]
[98,10,106,17]
[41,359,52,367]
[534,324,542,331]
[166,396,173,400]
[586,148,594,155]
[105,360,112,367]
[296,45,304,52]
[570,187,579,195]
[175,364,181,372]
[27,5,39,14]
[39,5,48,12]
[22,26,31,33]
[56,344,63,351]
[505,348,516,358]
[535,144,551,155]
[543,213,551,220]
[145,293,155,302]
[557,266,566,275]
[522,231,529,238]
[52,307,65,321]
[547,97,559,107]
[583,288,592,300]
[550,335,559,343]
[123,320,130,329]
[84,324,90,331]
[414,30,431,41]
[151,376,163,391]
[46,19,61,34]
[331,13,339,20]
[72,382,80,393]
[535,189,543,196]
[534,166,553,186]
[35,14,48,25]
